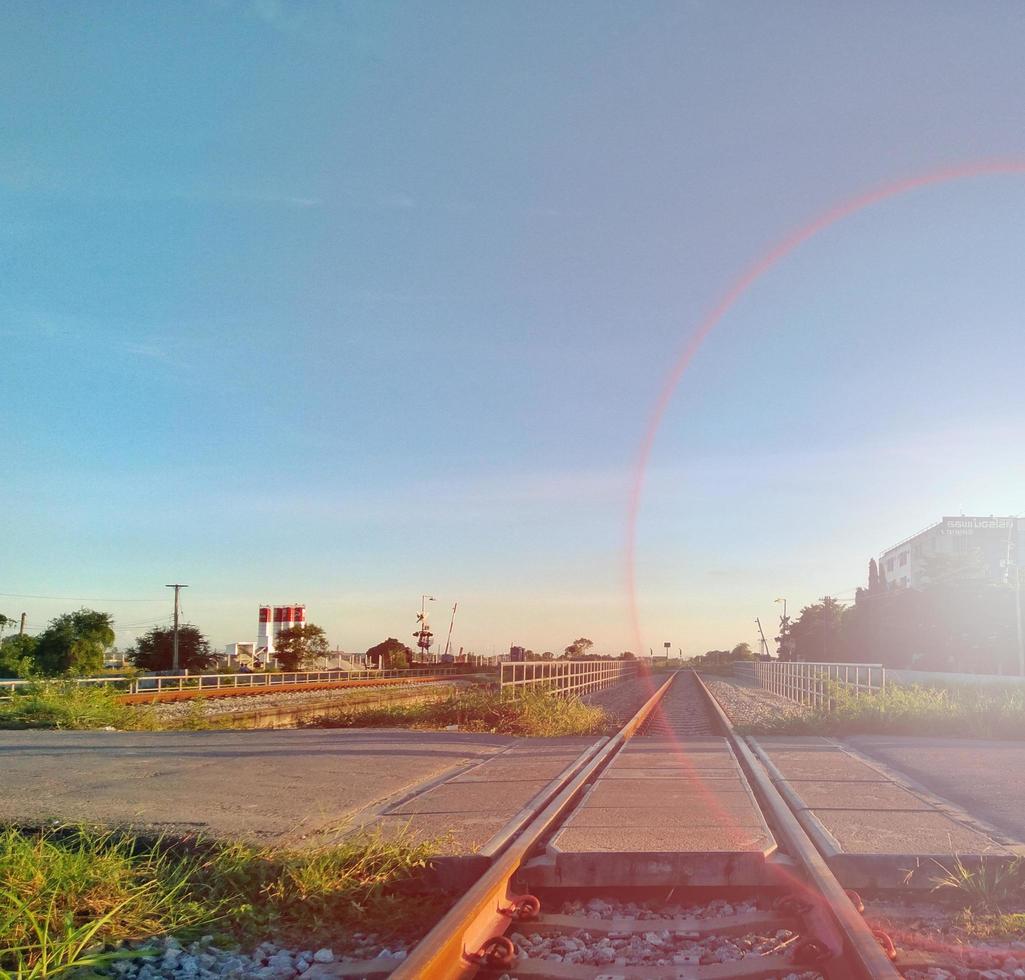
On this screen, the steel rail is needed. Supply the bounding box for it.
[116,674,458,704]
[693,670,901,979]
[390,672,677,980]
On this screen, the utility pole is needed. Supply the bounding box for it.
[165,584,187,672]
[443,602,458,659]
[756,617,770,658]
[1016,564,1024,678]
[1005,518,1023,676]
[19,612,26,636]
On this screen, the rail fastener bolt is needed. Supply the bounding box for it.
[474,935,516,969]
[500,895,541,922]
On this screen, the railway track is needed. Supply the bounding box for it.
[326,671,902,980]
[117,674,461,704]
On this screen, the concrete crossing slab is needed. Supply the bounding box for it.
[537,736,777,887]
[750,736,1025,888]
[369,737,599,865]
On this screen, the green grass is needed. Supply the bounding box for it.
[929,854,1025,909]
[954,909,1025,939]
[0,825,441,977]
[928,855,1025,939]
[737,682,1025,739]
[0,682,152,731]
[309,685,611,736]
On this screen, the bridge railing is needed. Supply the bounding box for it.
[500,659,641,698]
[742,660,885,710]
[0,666,473,698]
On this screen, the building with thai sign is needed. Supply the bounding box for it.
[879,516,1022,590]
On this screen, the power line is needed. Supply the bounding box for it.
[0,592,164,602]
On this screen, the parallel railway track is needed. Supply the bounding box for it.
[116,674,458,704]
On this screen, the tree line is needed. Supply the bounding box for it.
[779,553,1022,673]
[685,642,757,667]
[0,609,332,677]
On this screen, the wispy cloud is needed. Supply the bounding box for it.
[3,310,192,369]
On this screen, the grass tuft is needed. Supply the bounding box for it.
[0,826,441,975]
[0,682,151,731]
[929,854,1025,911]
[309,685,610,736]
[737,682,1025,739]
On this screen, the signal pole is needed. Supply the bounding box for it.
[415,594,435,662]
[165,584,187,672]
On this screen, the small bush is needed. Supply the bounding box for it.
[739,682,1025,739]
[0,681,144,730]
[312,686,610,736]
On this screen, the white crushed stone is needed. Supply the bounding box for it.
[500,897,822,975]
[581,675,665,724]
[135,680,470,723]
[700,672,811,728]
[89,933,413,978]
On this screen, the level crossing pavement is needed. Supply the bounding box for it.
[4,729,1025,883]
[749,736,1025,888]
[536,736,778,886]
[0,729,525,844]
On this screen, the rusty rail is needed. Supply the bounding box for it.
[693,671,901,978]
[390,673,675,979]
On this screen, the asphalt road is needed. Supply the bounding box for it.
[0,729,513,844]
[848,735,1025,841]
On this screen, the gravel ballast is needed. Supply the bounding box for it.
[581,673,664,724]
[96,934,412,979]
[136,680,473,724]
[700,672,811,729]
[502,896,822,978]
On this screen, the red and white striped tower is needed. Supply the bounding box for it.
[257,605,273,653]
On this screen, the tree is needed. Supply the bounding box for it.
[128,625,215,672]
[274,624,330,671]
[0,633,37,678]
[33,609,115,676]
[868,558,880,594]
[788,597,846,662]
[564,637,594,659]
[618,651,636,660]
[365,637,413,670]
[730,642,755,662]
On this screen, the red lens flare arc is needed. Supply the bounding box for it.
[625,158,1025,653]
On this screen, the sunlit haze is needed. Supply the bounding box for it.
[3,2,1024,656]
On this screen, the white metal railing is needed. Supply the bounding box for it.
[500,659,641,698]
[732,662,756,681]
[0,666,474,698]
[746,661,885,710]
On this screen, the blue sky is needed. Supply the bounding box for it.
[3,1,1024,656]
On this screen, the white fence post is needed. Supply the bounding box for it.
[743,661,885,711]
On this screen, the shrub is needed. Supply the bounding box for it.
[0,681,141,730]
[740,682,1025,739]
[313,685,610,736]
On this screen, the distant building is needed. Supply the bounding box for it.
[509,645,526,662]
[879,516,1022,590]
[256,604,306,655]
